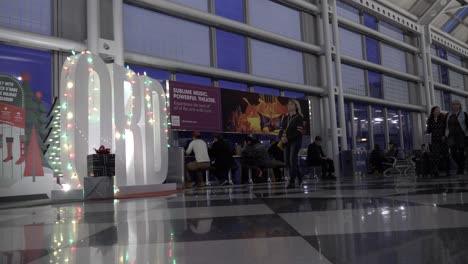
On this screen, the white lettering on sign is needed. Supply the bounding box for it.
[60,51,168,189]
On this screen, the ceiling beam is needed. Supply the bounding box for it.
[418,0,456,26]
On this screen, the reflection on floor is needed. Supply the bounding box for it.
[2,175,468,263]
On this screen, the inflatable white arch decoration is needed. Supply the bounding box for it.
[59,51,168,189]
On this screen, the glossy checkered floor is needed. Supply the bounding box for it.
[2,175,468,263]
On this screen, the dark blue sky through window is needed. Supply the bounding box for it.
[368,71,382,99]
[215,0,244,22]
[176,73,212,86]
[127,64,170,81]
[363,14,378,30]
[216,30,247,73]
[365,37,380,64]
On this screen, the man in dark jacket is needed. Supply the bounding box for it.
[268,138,284,181]
[307,136,335,179]
[210,135,234,186]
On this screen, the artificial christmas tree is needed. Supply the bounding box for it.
[44,97,62,178]
[21,72,50,169]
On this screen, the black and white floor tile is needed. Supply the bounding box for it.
[2,175,468,263]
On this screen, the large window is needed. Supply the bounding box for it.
[215,0,244,22]
[372,106,385,150]
[381,44,407,72]
[387,109,400,147]
[218,80,248,91]
[363,14,378,30]
[169,0,208,11]
[432,64,441,83]
[447,52,462,66]
[365,37,380,64]
[341,64,366,96]
[354,104,369,149]
[383,76,409,104]
[0,44,52,106]
[379,21,404,41]
[175,73,211,86]
[251,40,304,84]
[252,86,280,96]
[124,5,210,66]
[248,0,301,40]
[0,0,51,35]
[449,70,464,90]
[336,1,360,23]
[126,64,170,81]
[368,71,382,99]
[434,90,443,109]
[284,91,305,99]
[339,28,363,59]
[216,30,247,73]
[401,111,412,150]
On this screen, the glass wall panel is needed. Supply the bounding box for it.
[0,0,51,35]
[126,64,170,81]
[387,109,400,147]
[216,30,247,73]
[372,106,385,150]
[401,111,413,150]
[379,21,404,41]
[176,73,212,86]
[124,5,210,66]
[381,44,407,72]
[248,0,301,40]
[339,28,363,59]
[336,1,360,23]
[218,80,248,91]
[251,40,304,84]
[215,0,244,22]
[354,104,369,149]
[252,86,280,96]
[365,37,380,64]
[368,71,382,99]
[341,64,366,96]
[169,0,208,11]
[383,76,409,104]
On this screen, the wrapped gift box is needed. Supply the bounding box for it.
[87,154,115,177]
[84,176,114,200]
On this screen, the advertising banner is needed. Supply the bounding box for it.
[168,81,222,132]
[221,89,310,135]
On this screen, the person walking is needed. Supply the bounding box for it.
[279,99,304,188]
[445,100,468,175]
[426,106,447,177]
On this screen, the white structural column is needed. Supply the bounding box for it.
[420,26,434,113]
[113,0,125,65]
[321,0,340,171]
[87,0,100,53]
[330,0,347,151]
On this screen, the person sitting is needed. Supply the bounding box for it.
[241,136,269,182]
[268,138,284,181]
[369,144,384,175]
[306,136,335,179]
[185,131,210,188]
[210,135,234,186]
[384,141,399,162]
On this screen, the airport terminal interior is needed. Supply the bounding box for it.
[0,0,468,263]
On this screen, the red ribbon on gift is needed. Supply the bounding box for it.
[94,145,111,154]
